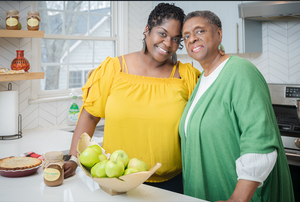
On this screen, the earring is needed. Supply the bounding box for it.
[218,44,225,56]
[142,38,147,53]
[172,53,177,65]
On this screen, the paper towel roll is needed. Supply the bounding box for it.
[0,90,18,136]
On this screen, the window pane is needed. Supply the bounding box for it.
[41,65,68,90]
[90,1,110,11]
[65,13,88,35]
[94,41,115,63]
[65,1,89,11]
[69,65,93,88]
[69,40,93,63]
[38,1,64,10]
[42,39,69,63]
[40,11,63,35]
[39,1,111,36]
[90,15,111,37]
[69,71,82,88]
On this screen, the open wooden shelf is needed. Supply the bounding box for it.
[0,30,44,38]
[0,72,44,82]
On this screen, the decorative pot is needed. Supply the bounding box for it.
[11,50,30,72]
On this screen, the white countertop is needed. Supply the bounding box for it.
[0,125,207,202]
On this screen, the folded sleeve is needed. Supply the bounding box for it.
[79,57,117,118]
[236,150,277,188]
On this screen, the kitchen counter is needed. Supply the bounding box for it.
[0,125,207,202]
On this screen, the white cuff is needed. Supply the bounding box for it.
[70,155,78,166]
[236,150,277,188]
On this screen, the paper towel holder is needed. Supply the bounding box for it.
[0,83,22,140]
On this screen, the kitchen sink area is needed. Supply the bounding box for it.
[67,125,104,138]
[60,119,105,139]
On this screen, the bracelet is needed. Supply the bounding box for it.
[69,155,78,166]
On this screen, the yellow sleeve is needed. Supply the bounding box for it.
[79,57,117,118]
[179,62,201,99]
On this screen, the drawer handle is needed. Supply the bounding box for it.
[285,152,300,157]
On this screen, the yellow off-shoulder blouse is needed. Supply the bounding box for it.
[80,56,200,182]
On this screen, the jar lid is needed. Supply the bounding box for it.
[6,10,19,15]
[44,151,63,161]
[27,11,40,16]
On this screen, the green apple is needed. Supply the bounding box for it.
[18,22,22,30]
[110,150,129,167]
[105,159,124,178]
[98,154,107,161]
[127,158,147,172]
[79,147,100,168]
[124,167,139,175]
[88,144,102,155]
[91,160,108,178]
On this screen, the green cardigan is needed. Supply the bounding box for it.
[179,55,294,202]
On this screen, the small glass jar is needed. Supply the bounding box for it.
[6,10,20,30]
[43,151,64,187]
[27,11,40,31]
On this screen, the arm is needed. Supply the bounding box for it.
[64,107,100,178]
[218,145,278,202]
[68,107,100,156]
[217,179,260,202]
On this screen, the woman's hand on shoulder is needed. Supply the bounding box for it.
[63,161,78,179]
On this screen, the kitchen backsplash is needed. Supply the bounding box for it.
[0,1,300,130]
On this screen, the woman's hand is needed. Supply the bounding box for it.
[64,161,78,178]
[216,179,260,202]
[64,108,100,179]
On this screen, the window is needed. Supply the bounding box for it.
[69,71,82,88]
[32,1,120,99]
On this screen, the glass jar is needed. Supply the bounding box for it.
[43,151,64,187]
[6,10,20,30]
[27,11,40,31]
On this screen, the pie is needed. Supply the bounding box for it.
[0,157,42,170]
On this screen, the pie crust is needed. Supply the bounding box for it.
[0,157,42,170]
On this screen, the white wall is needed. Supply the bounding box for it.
[0,1,300,130]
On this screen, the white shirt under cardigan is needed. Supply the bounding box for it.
[184,58,277,188]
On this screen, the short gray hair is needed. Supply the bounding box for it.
[184,10,222,29]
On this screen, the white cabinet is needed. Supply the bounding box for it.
[153,1,262,54]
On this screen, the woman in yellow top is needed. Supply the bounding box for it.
[64,3,200,193]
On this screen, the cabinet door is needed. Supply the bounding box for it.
[153,1,243,54]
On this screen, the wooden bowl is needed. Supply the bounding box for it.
[77,133,161,196]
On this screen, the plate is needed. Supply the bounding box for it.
[0,165,41,178]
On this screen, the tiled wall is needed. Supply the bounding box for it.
[0,1,300,130]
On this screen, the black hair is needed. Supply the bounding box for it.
[144,3,185,49]
[184,10,222,30]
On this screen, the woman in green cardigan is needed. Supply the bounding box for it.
[179,10,294,202]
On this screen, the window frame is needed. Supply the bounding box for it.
[30,1,128,103]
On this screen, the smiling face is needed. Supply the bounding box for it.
[182,16,222,63]
[144,18,182,63]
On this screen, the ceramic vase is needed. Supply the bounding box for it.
[11,50,30,72]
